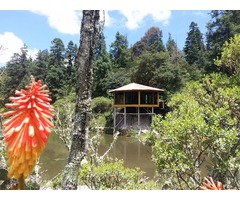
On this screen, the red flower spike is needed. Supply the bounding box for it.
[2,75,54,179]
[199,176,223,190]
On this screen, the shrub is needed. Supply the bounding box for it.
[92,97,113,114]
[79,158,158,190]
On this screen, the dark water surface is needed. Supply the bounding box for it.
[39,132,156,180]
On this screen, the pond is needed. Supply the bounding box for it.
[39,132,156,181]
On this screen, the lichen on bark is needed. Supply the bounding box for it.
[62,10,100,190]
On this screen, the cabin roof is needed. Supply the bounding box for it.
[109,83,165,93]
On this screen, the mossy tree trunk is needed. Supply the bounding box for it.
[62,10,100,190]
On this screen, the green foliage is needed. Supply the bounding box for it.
[214,34,240,76]
[131,27,165,56]
[103,69,131,93]
[89,97,113,130]
[64,41,78,91]
[91,97,113,114]
[149,73,240,189]
[206,10,240,72]
[184,21,207,68]
[131,51,190,96]
[45,38,67,102]
[93,36,113,97]
[0,45,31,106]
[79,158,158,190]
[109,32,131,69]
[30,49,49,82]
[0,38,78,107]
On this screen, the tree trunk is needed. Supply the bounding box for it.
[62,10,100,190]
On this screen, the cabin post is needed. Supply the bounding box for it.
[138,91,141,106]
[138,91,141,127]
[138,107,140,127]
[113,107,116,132]
[124,107,127,128]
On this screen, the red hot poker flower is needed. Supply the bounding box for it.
[3,76,54,179]
[199,176,223,190]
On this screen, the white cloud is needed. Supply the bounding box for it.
[193,11,208,18]
[0,32,24,64]
[0,32,38,66]
[119,10,171,30]
[28,48,39,60]
[31,10,82,35]
[31,10,114,34]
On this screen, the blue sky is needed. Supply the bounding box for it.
[0,9,213,67]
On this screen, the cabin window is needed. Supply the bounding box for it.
[140,92,158,105]
[114,92,124,104]
[125,92,138,104]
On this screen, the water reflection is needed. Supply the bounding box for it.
[39,132,156,181]
[39,132,68,180]
[98,134,156,178]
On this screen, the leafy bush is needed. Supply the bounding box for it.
[79,158,158,190]
[150,73,240,189]
[92,97,113,114]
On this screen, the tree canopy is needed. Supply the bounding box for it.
[214,34,240,76]
[184,21,207,68]
[149,73,240,189]
[206,10,240,72]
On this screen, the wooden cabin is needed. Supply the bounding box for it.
[109,83,165,131]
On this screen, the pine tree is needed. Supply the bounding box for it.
[45,38,66,102]
[1,44,31,105]
[142,27,165,52]
[30,49,49,82]
[65,41,78,92]
[184,21,206,68]
[92,35,112,97]
[132,27,165,57]
[109,32,131,68]
[166,33,185,66]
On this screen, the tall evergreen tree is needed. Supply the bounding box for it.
[65,41,78,91]
[132,27,165,57]
[92,35,112,97]
[45,38,66,102]
[50,38,65,64]
[142,27,165,52]
[30,49,49,82]
[1,44,31,105]
[166,33,185,66]
[166,33,178,55]
[184,21,207,68]
[109,32,131,68]
[131,40,146,57]
[206,10,240,72]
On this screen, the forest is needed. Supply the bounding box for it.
[0,10,240,190]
